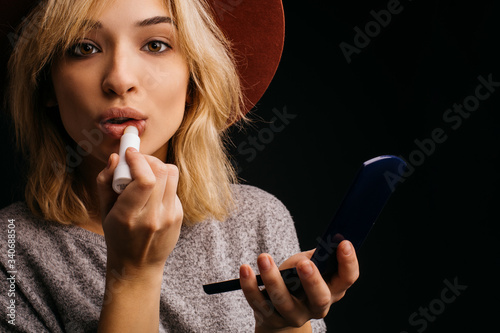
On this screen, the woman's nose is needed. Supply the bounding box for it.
[101,49,139,97]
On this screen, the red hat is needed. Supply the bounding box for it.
[0,0,285,115]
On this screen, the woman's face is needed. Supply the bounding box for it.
[51,0,189,164]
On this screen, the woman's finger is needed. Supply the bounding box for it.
[142,155,170,208]
[278,249,316,271]
[296,260,332,319]
[161,164,181,216]
[329,240,359,299]
[116,148,157,212]
[257,254,310,326]
[239,264,276,323]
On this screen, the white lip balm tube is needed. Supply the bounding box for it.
[112,126,141,194]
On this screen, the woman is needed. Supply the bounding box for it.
[0,0,359,331]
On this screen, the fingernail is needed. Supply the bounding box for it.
[127,147,138,153]
[299,261,314,278]
[240,265,250,279]
[342,242,353,256]
[106,156,112,169]
[259,255,272,272]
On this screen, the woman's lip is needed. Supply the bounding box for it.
[100,107,148,124]
[99,107,147,139]
[100,119,146,139]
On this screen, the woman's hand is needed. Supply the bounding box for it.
[240,240,359,332]
[96,147,183,275]
[95,147,183,332]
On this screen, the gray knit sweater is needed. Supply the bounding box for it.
[0,185,326,332]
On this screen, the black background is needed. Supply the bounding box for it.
[2,0,500,332]
[228,0,500,332]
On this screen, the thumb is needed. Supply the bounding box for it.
[329,240,359,296]
[96,153,119,219]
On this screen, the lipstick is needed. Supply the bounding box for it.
[112,126,140,194]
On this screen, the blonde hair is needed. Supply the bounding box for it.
[7,0,246,225]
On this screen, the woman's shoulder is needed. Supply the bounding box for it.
[0,202,37,232]
[231,183,288,210]
[229,184,293,228]
[0,201,104,248]
[0,202,58,242]
[0,201,30,217]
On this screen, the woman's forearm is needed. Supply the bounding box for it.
[97,267,164,332]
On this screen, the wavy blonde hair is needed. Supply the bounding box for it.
[7,0,245,225]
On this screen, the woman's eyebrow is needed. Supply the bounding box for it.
[82,16,174,30]
[136,16,174,27]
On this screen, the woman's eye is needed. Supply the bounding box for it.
[143,41,170,53]
[70,43,99,56]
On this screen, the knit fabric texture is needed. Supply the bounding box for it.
[1,185,326,332]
